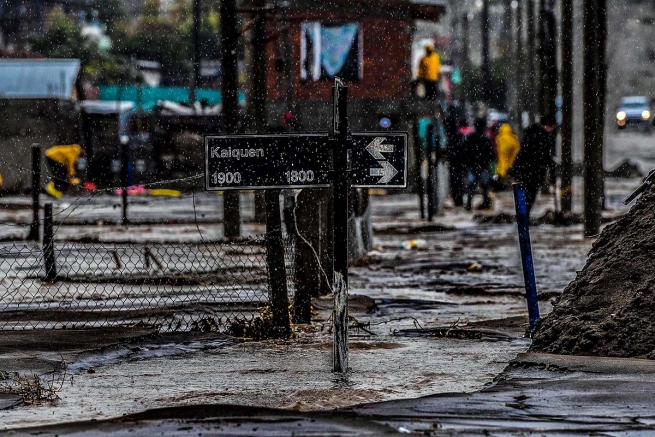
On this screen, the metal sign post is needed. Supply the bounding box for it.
[331,78,350,373]
[203,77,408,371]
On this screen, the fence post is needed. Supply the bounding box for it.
[224,193,241,238]
[513,184,540,332]
[427,123,436,221]
[292,190,317,324]
[43,203,57,282]
[264,190,291,337]
[413,120,425,219]
[120,136,129,226]
[27,144,41,241]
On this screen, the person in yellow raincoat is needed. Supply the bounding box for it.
[417,44,441,100]
[495,124,521,181]
[45,144,83,198]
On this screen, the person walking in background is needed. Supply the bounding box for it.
[45,144,83,199]
[511,115,557,215]
[444,114,466,207]
[495,123,521,185]
[417,43,441,101]
[462,118,495,211]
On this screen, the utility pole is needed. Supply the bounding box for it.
[502,0,514,118]
[539,0,557,117]
[221,0,241,238]
[280,1,294,119]
[252,0,268,224]
[560,0,573,212]
[526,0,536,121]
[583,0,604,237]
[597,0,608,210]
[481,0,491,104]
[252,1,267,131]
[189,0,201,106]
[462,12,471,106]
[537,0,544,117]
[516,0,524,129]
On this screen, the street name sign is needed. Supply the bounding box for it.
[351,133,407,188]
[205,134,331,190]
[204,132,407,190]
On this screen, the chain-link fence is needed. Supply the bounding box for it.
[0,235,296,333]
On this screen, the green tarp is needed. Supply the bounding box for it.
[99,85,245,113]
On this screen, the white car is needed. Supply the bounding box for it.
[616,96,652,131]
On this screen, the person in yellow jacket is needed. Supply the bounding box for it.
[417,44,441,100]
[495,124,521,180]
[45,144,83,199]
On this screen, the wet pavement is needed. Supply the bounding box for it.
[0,131,651,433]
[5,352,655,436]
[0,182,611,429]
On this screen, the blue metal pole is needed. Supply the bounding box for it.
[513,183,540,332]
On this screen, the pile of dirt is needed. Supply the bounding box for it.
[531,186,655,358]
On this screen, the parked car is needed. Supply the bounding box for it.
[616,96,652,131]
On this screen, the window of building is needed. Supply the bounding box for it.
[300,22,363,82]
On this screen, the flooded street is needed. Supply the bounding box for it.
[1,0,654,431]
[1,168,637,428]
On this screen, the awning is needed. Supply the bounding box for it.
[0,59,80,99]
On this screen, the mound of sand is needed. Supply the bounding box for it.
[531,186,655,358]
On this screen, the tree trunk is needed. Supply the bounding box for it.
[583,0,603,237]
[220,0,241,238]
[560,0,574,213]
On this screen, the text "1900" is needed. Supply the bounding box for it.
[212,171,242,185]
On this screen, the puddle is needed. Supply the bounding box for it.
[0,334,529,428]
[66,335,236,375]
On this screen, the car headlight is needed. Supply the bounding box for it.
[642,110,651,120]
[617,111,627,121]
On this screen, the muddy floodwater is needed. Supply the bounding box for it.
[0,130,645,429]
[1,187,623,428]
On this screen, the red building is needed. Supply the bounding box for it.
[263,0,447,132]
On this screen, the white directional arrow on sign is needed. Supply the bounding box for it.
[370,161,399,184]
[365,137,395,160]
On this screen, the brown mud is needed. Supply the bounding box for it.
[531,186,655,358]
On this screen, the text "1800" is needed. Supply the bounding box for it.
[285,170,315,183]
[212,171,242,185]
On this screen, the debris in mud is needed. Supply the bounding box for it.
[225,306,291,339]
[474,210,614,227]
[605,159,644,179]
[373,223,455,235]
[350,254,382,268]
[393,326,515,342]
[0,356,67,405]
[531,186,655,358]
[473,212,515,225]
[467,263,483,273]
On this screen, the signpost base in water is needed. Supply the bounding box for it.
[203,77,408,371]
[333,272,348,372]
